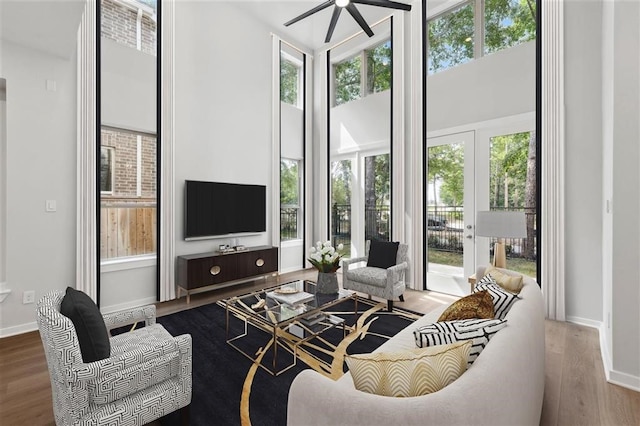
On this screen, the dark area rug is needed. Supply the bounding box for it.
[152,298,420,426]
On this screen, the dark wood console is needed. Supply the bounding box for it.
[176,246,278,303]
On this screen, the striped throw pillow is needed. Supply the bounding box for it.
[345,341,471,397]
[413,318,507,366]
[474,277,520,320]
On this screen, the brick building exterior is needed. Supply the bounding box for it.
[101,0,156,56]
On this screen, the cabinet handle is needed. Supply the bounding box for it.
[210,266,221,275]
[256,258,265,267]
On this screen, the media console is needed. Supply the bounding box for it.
[176,246,278,303]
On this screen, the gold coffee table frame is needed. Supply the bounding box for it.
[224,280,358,376]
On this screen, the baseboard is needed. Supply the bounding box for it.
[100,296,158,315]
[0,321,37,338]
[598,323,640,392]
[565,315,602,329]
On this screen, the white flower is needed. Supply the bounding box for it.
[316,241,323,250]
[323,241,331,248]
[324,254,332,262]
[309,247,316,254]
[337,243,344,251]
[328,247,335,255]
[310,252,322,262]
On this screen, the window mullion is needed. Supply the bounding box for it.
[475,0,484,59]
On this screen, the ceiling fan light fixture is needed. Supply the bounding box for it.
[336,0,350,8]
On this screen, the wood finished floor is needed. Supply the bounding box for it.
[1,269,638,426]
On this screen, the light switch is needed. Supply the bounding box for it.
[46,200,57,212]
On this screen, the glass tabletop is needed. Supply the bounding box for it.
[225,280,355,326]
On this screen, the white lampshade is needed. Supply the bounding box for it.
[475,211,526,238]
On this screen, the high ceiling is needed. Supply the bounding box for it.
[0,0,450,58]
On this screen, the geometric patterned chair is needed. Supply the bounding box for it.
[36,290,192,426]
[342,241,409,311]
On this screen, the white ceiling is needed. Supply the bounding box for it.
[0,0,447,59]
[232,0,414,51]
[0,0,86,59]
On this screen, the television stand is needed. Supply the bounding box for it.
[176,246,278,303]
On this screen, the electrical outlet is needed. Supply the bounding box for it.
[23,290,35,304]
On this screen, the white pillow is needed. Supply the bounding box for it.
[474,277,520,320]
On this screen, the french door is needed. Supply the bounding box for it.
[425,131,476,296]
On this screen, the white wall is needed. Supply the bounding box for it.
[0,41,77,336]
[330,91,390,155]
[608,0,640,385]
[563,0,603,325]
[426,41,535,132]
[173,2,275,258]
[565,0,640,389]
[101,38,156,133]
[0,85,6,288]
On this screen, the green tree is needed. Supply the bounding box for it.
[428,144,464,206]
[334,55,361,106]
[366,40,391,94]
[485,0,536,55]
[331,160,351,206]
[281,59,299,106]
[280,160,299,205]
[428,2,474,74]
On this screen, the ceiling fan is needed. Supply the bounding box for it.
[284,0,412,44]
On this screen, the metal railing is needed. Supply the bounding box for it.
[331,204,391,249]
[280,207,299,241]
[426,205,537,260]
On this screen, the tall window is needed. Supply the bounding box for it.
[100,0,158,261]
[366,40,392,94]
[428,0,536,74]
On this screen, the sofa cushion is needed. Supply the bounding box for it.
[414,318,507,366]
[474,278,519,320]
[345,267,388,288]
[437,290,494,322]
[367,240,399,269]
[60,286,111,363]
[483,265,524,294]
[345,341,471,397]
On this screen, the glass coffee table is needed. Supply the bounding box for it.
[224,280,358,376]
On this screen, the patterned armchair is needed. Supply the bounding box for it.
[342,241,409,311]
[36,290,192,426]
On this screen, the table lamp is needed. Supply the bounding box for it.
[475,211,527,268]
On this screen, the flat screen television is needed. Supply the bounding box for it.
[184,180,266,240]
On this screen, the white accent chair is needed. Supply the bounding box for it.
[342,241,409,310]
[36,290,192,426]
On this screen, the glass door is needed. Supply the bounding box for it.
[426,132,475,296]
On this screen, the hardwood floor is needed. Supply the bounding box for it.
[1,270,637,425]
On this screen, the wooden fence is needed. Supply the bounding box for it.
[100,201,156,259]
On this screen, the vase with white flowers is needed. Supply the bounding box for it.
[308,241,344,294]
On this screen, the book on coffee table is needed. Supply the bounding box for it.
[266,290,314,306]
[300,312,326,326]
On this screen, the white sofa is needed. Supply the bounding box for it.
[287,266,545,426]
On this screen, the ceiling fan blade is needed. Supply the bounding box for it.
[346,4,374,37]
[325,6,343,43]
[285,0,335,27]
[352,0,412,12]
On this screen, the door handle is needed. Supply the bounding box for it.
[466,225,473,230]
[465,235,473,239]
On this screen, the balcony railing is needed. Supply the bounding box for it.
[280,207,299,241]
[331,204,391,250]
[426,205,537,260]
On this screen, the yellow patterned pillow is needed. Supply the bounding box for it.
[345,341,471,397]
[484,265,524,294]
[437,290,494,321]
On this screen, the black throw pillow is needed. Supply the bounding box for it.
[60,286,111,363]
[367,240,400,269]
